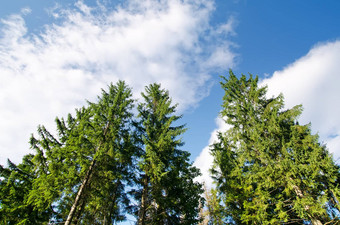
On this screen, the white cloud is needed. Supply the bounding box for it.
[0,0,236,165]
[193,117,230,188]
[262,40,340,160]
[194,40,340,187]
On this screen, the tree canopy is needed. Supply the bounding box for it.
[1,72,339,225]
[135,83,203,224]
[0,81,202,225]
[211,70,340,224]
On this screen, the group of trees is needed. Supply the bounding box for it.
[0,81,203,224]
[1,71,340,224]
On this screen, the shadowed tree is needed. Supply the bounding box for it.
[135,83,203,225]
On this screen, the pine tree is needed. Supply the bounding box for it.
[77,81,136,224]
[27,81,136,224]
[211,70,340,224]
[135,83,203,224]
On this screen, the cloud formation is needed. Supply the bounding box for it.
[193,117,229,188]
[194,40,340,186]
[262,40,340,160]
[0,0,236,165]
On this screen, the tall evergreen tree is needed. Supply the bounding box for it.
[78,81,136,224]
[135,83,203,224]
[211,70,340,224]
[27,81,135,224]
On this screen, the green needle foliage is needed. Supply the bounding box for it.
[0,81,204,224]
[211,70,340,224]
[135,83,203,225]
[26,81,135,224]
[0,155,52,225]
[78,81,136,224]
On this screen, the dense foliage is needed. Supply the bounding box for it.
[135,84,203,224]
[1,72,339,225]
[1,81,202,225]
[211,71,340,224]
[0,155,52,225]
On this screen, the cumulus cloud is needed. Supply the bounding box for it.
[0,0,236,165]
[194,40,340,186]
[193,117,230,188]
[262,40,340,160]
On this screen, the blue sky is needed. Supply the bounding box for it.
[1,0,340,212]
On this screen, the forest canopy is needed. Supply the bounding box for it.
[1,71,339,225]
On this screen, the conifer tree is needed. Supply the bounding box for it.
[135,83,203,224]
[27,81,135,224]
[77,81,136,224]
[211,70,340,224]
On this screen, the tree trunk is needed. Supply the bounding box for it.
[73,190,88,225]
[311,219,323,225]
[64,159,97,225]
[290,178,323,225]
[138,174,149,225]
[65,123,110,225]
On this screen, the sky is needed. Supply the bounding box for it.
[1,0,340,215]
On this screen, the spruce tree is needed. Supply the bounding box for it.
[135,83,203,224]
[211,70,340,224]
[27,81,135,224]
